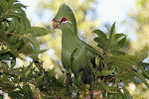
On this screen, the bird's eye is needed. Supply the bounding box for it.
[60,17,69,23]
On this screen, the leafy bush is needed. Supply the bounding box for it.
[0,0,148,99]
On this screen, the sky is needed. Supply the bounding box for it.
[19,0,137,40]
[97,0,136,23]
[20,0,136,24]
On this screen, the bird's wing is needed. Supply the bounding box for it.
[79,39,104,57]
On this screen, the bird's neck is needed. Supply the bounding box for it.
[61,25,79,41]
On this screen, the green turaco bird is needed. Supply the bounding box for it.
[52,4,103,84]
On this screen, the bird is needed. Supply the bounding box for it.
[52,4,103,84]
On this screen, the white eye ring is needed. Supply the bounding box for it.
[61,20,72,24]
[59,17,72,24]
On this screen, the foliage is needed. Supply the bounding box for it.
[0,0,49,56]
[0,0,51,98]
[0,0,148,99]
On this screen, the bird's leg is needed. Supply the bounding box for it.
[65,72,73,97]
[81,68,95,84]
[91,57,96,68]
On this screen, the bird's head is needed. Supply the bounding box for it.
[52,17,70,29]
[52,4,77,30]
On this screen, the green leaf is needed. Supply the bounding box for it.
[0,95,3,99]
[93,29,107,40]
[94,37,108,50]
[96,70,113,76]
[118,36,126,48]
[30,27,49,37]
[113,33,125,40]
[13,3,27,9]
[19,37,40,55]
[93,29,108,49]
[110,22,116,35]
[8,90,23,99]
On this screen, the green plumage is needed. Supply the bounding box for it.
[53,4,103,83]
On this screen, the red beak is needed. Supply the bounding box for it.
[52,19,59,29]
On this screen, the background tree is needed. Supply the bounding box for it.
[129,0,149,50]
[127,0,149,98]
